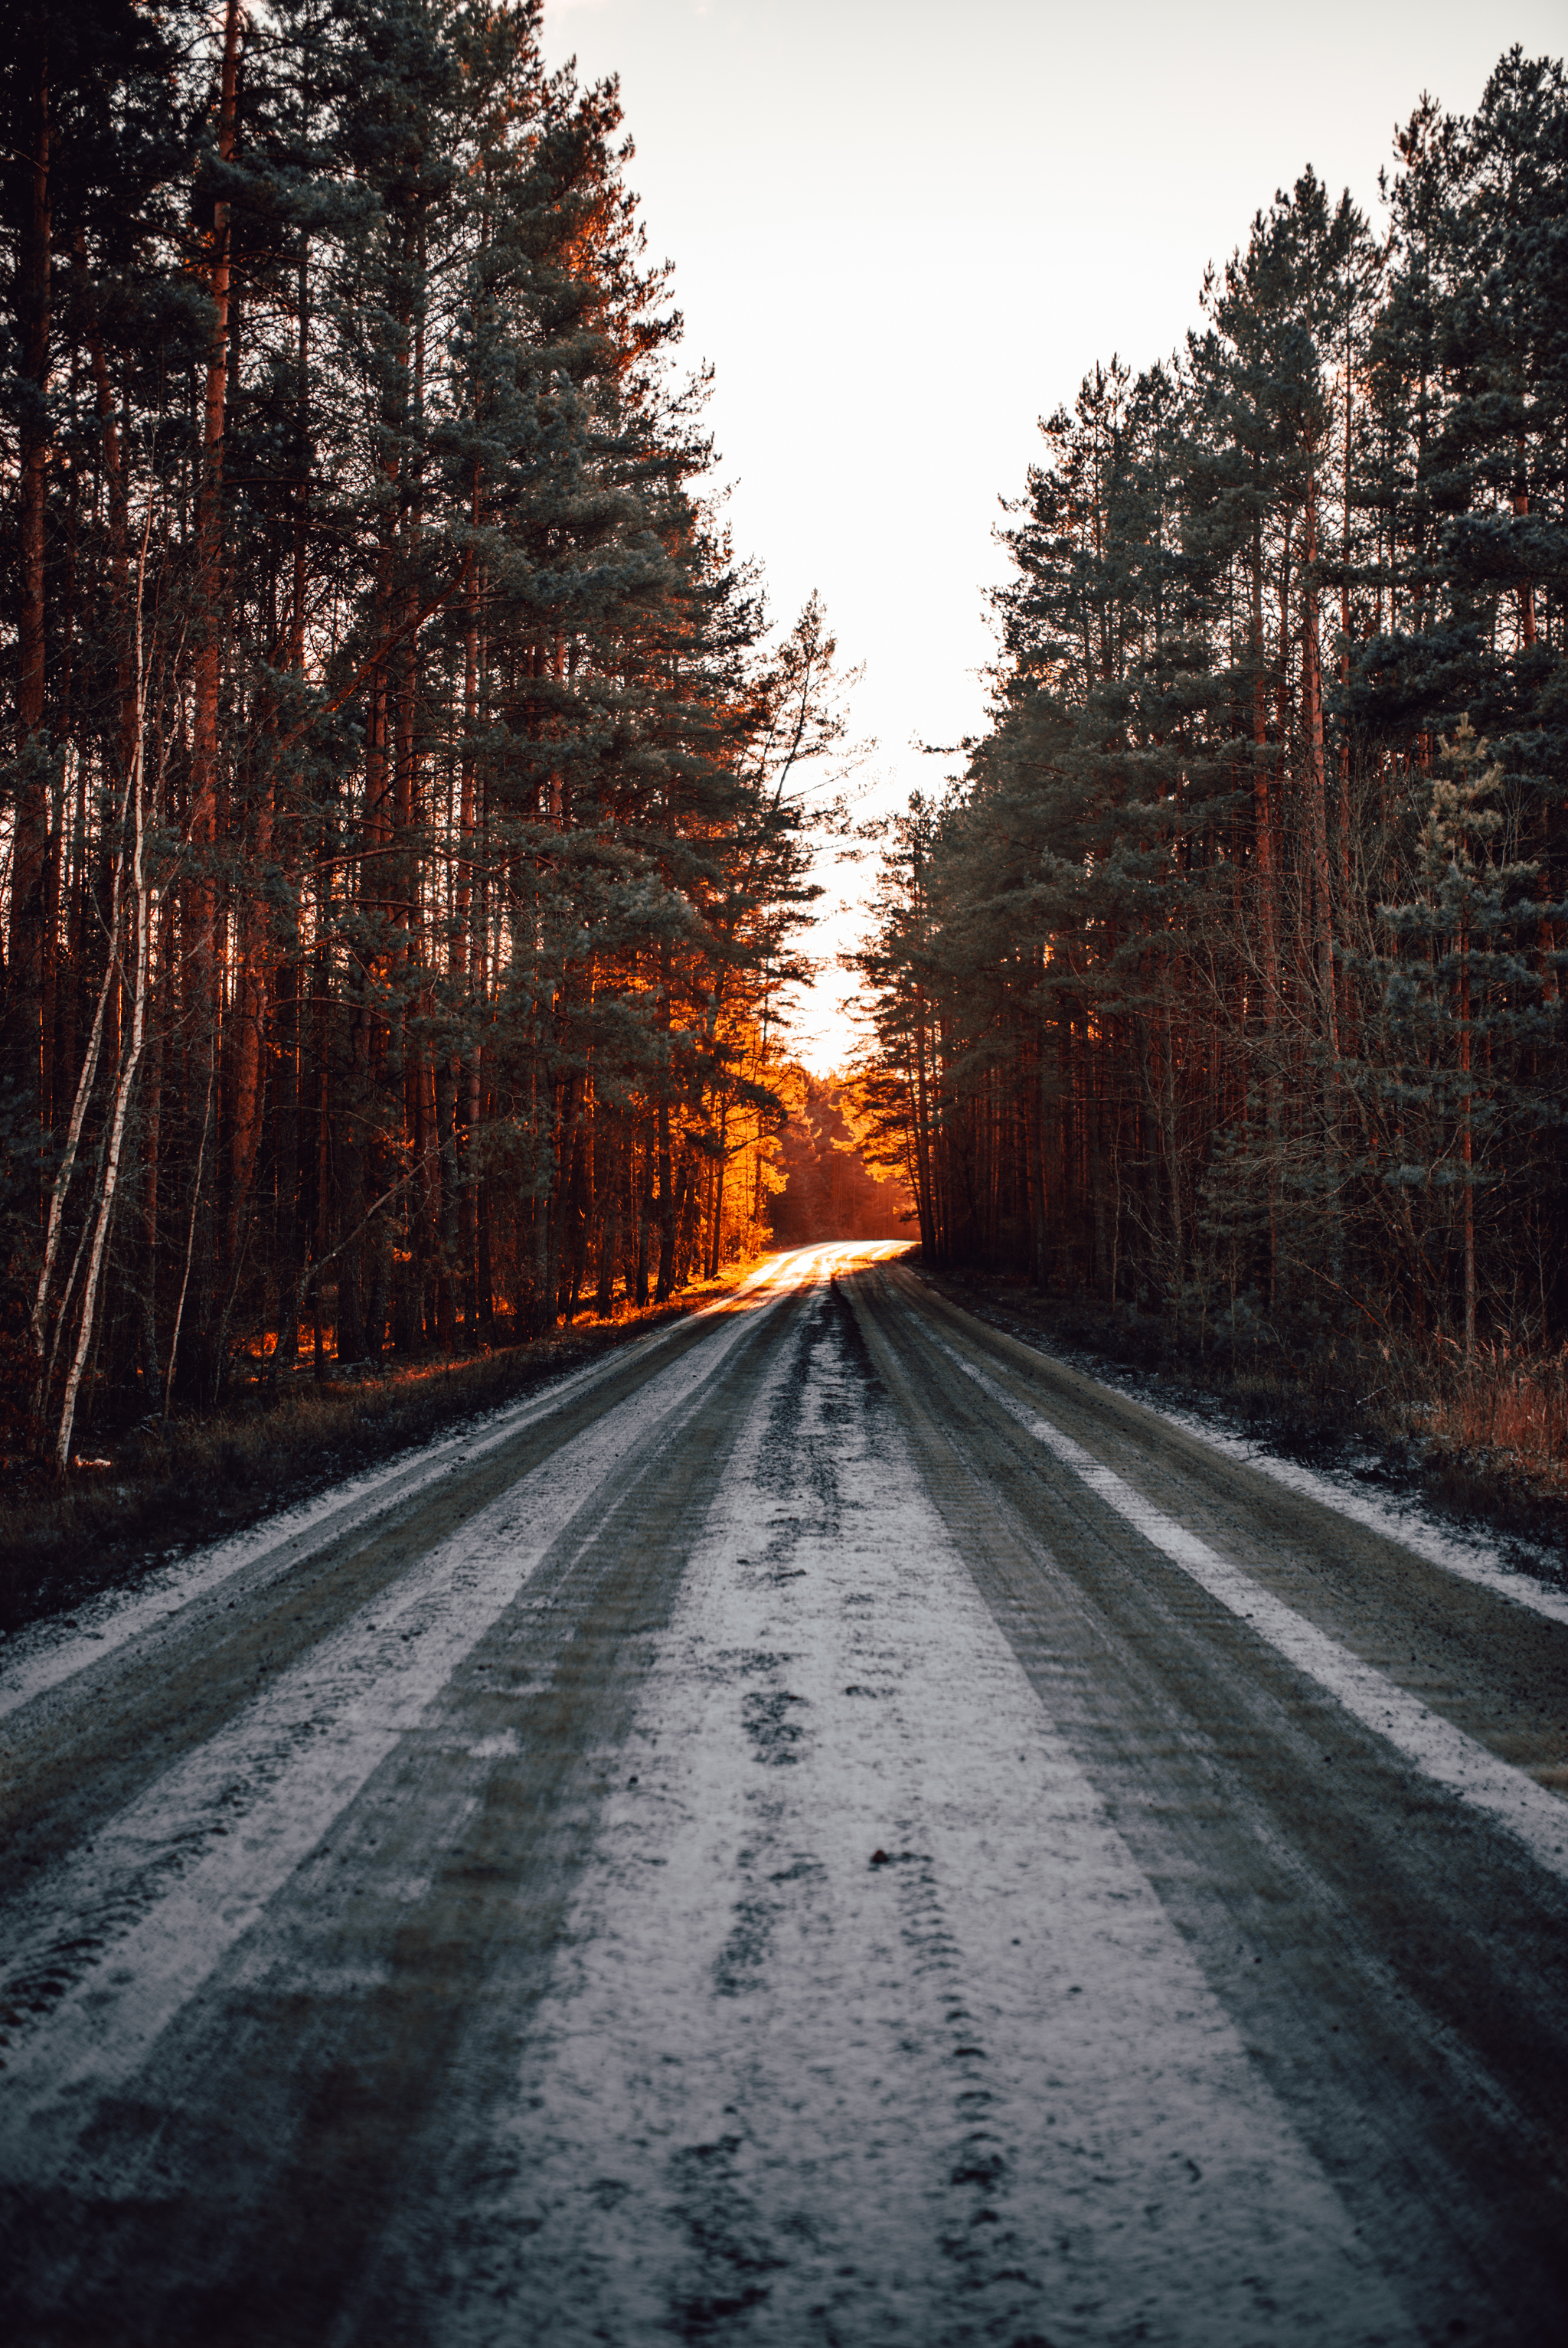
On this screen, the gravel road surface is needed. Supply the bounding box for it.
[2,1243,1565,2346]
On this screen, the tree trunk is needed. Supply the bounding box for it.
[1252,535,1282,1305]
[9,31,54,1135]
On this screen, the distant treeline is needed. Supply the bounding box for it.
[0,0,849,1467]
[857,48,1567,1356]
[766,1071,913,1249]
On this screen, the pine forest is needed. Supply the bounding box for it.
[856,47,1568,1396]
[2,11,1565,1491]
[1,0,856,1474]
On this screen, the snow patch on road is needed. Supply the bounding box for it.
[0,1249,806,1727]
[0,1272,801,2150]
[946,1344,1568,1888]
[1150,1395,1568,1628]
[993,1321,1568,1631]
[427,1280,1410,2344]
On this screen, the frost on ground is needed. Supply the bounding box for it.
[410,1282,1408,2346]
[0,1252,792,1726]
[966,1302,1568,1631]
[0,1275,795,2134]
[1150,1393,1568,1628]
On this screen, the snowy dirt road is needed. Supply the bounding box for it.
[2,1244,1566,2346]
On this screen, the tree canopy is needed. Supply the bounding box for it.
[855,48,1568,1356]
[0,0,851,1465]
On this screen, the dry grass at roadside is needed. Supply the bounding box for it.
[0,1257,766,1641]
[916,1268,1568,1562]
[1416,1343,1568,1501]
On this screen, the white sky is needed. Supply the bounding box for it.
[541,0,1565,1070]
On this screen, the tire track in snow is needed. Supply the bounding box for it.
[856,1265,1568,2339]
[933,1333,1568,1887]
[373,1272,1409,2345]
[0,1250,801,1730]
[0,1261,812,2157]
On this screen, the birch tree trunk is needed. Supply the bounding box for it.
[55,555,158,1470]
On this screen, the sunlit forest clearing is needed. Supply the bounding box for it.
[0,5,1563,1595]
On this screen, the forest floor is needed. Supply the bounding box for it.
[0,1256,766,1642]
[915,1263,1568,1582]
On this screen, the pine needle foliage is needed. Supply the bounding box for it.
[0,0,853,1467]
[855,48,1568,1362]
